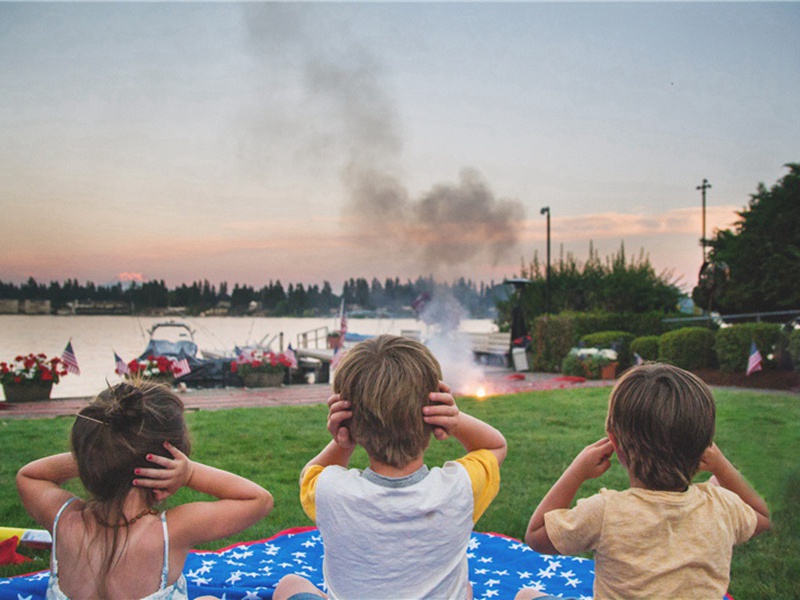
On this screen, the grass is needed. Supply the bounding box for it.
[1,387,799,598]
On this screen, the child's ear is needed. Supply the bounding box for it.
[606,431,627,467]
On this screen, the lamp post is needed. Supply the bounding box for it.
[697,178,712,261]
[540,206,551,314]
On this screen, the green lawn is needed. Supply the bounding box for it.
[1,387,798,598]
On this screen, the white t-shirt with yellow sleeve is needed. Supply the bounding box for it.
[300,449,500,600]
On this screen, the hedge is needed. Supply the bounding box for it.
[789,329,800,370]
[631,335,660,362]
[532,315,577,372]
[530,311,681,372]
[658,327,717,370]
[715,323,782,373]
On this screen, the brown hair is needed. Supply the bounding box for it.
[606,363,715,491]
[71,380,191,594]
[333,335,442,468]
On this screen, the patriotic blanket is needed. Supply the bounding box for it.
[0,527,595,600]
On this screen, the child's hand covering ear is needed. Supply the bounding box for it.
[327,394,356,449]
[423,381,460,441]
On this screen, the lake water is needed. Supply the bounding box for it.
[0,315,497,399]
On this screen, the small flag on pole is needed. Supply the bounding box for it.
[331,347,346,371]
[61,340,80,375]
[283,345,298,369]
[114,352,129,376]
[339,298,348,337]
[172,357,191,378]
[634,352,645,365]
[746,341,763,376]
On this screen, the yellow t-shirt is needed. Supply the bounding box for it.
[545,482,757,599]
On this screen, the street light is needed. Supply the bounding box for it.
[540,206,551,314]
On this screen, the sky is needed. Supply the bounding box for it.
[1,2,798,294]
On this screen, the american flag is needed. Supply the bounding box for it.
[746,341,763,376]
[234,346,255,364]
[331,347,346,371]
[283,345,298,369]
[172,357,191,378]
[339,299,348,337]
[114,352,129,376]
[61,340,80,375]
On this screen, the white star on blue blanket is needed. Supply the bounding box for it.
[0,528,594,599]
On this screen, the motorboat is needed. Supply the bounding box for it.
[137,321,239,388]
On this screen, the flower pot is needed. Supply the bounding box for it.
[2,380,54,402]
[327,335,343,350]
[601,362,619,380]
[243,372,284,388]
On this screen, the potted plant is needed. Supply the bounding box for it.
[0,353,69,402]
[126,355,177,385]
[231,351,291,387]
[327,331,343,350]
[561,348,619,380]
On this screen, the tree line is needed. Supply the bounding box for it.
[0,276,506,318]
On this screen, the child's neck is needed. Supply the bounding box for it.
[122,488,153,518]
[628,473,689,493]
[369,455,425,478]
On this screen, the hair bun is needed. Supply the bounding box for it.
[104,383,146,428]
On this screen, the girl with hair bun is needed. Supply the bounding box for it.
[16,381,273,600]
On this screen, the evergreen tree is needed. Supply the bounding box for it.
[706,163,800,313]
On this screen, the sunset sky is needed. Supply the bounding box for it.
[2,2,798,293]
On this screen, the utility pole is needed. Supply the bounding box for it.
[540,206,551,314]
[697,178,712,261]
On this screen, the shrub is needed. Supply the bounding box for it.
[529,311,696,373]
[532,315,577,372]
[715,323,782,373]
[789,329,800,370]
[658,327,717,370]
[580,331,636,368]
[569,310,680,339]
[631,335,660,361]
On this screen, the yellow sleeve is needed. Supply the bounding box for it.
[299,464,325,522]
[455,449,500,524]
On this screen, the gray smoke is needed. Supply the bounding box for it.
[243,7,512,393]
[242,5,525,275]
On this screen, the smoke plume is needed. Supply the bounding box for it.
[242,5,526,276]
[243,6,514,392]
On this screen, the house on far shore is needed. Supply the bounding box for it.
[0,299,20,314]
[0,299,51,314]
[23,300,51,314]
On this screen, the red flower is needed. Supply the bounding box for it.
[230,361,239,373]
[41,368,53,381]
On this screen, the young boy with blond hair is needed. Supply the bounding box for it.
[275,334,507,600]
[518,363,770,600]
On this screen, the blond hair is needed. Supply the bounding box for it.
[334,335,442,468]
[606,363,715,491]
